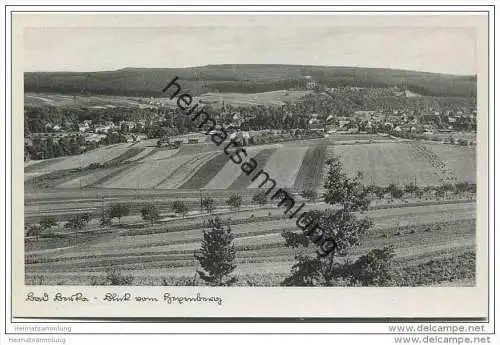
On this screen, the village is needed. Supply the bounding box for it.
[23,80,477,162]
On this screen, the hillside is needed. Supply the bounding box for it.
[24,64,476,98]
[25,136,476,192]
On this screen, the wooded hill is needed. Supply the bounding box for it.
[24,64,476,98]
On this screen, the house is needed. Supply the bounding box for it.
[353,110,375,121]
[119,121,136,131]
[338,117,350,128]
[308,116,323,131]
[79,122,90,133]
[326,126,337,134]
[309,122,324,132]
[325,114,335,123]
[228,131,249,146]
[383,114,399,124]
[85,133,106,143]
[134,134,148,142]
[94,125,111,134]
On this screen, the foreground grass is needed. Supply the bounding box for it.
[26,249,475,287]
[391,251,476,286]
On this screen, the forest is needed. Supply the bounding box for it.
[24,64,476,97]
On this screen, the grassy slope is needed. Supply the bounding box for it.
[25,139,476,192]
[179,153,231,189]
[25,219,476,286]
[332,142,471,186]
[293,143,328,190]
[229,148,277,189]
[25,204,475,268]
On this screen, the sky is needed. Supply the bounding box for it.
[23,26,476,75]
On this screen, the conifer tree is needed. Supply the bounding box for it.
[195,217,237,286]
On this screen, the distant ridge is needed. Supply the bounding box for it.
[24,64,476,98]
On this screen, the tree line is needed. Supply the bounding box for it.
[25,132,128,160]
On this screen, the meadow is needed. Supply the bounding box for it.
[24,133,477,286]
[195,90,312,107]
[25,134,476,193]
[24,90,312,109]
[25,202,476,285]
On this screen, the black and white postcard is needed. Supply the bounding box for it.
[10,11,490,320]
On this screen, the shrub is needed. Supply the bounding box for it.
[64,213,90,231]
[387,183,404,200]
[374,186,386,200]
[252,191,268,206]
[25,224,41,238]
[88,162,104,169]
[141,203,161,224]
[100,213,112,227]
[161,275,200,286]
[108,204,130,224]
[300,189,318,201]
[350,246,396,286]
[40,216,57,231]
[105,268,134,285]
[226,194,243,210]
[90,276,107,286]
[281,254,325,286]
[171,200,189,217]
[27,275,45,285]
[200,196,215,214]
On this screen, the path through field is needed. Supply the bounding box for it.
[25,201,476,285]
